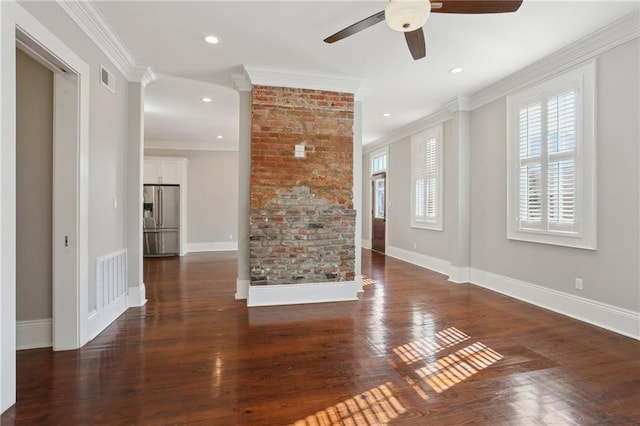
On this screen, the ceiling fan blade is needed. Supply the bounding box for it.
[431,1,523,14]
[405,28,426,60]
[324,10,386,43]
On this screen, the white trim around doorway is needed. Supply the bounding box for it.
[1,0,90,413]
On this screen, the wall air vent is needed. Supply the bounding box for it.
[100,65,115,93]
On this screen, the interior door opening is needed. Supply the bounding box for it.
[15,46,54,350]
[15,28,84,352]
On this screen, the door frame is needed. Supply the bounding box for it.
[368,148,389,252]
[1,1,90,412]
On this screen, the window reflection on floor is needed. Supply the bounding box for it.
[290,382,406,426]
[393,327,470,366]
[409,342,503,396]
[292,325,504,425]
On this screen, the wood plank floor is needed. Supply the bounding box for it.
[2,250,639,425]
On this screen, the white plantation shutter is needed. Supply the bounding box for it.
[547,91,577,230]
[411,125,443,230]
[516,89,578,233]
[412,137,427,221]
[425,138,438,220]
[518,102,543,227]
[507,60,596,250]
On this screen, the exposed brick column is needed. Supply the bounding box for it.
[250,86,355,285]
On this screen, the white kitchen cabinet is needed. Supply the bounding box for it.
[143,157,186,184]
[144,156,189,256]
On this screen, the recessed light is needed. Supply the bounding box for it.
[203,35,220,45]
[216,135,223,140]
[449,67,463,74]
[201,97,212,103]
[383,113,391,117]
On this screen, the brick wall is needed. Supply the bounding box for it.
[250,85,355,285]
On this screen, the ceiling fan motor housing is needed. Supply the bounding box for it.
[385,0,431,32]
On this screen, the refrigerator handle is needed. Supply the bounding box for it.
[158,188,163,226]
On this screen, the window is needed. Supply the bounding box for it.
[371,150,387,174]
[411,124,443,230]
[373,177,385,219]
[507,61,596,249]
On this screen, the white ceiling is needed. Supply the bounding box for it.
[94,1,640,148]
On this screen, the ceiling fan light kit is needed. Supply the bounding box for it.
[324,0,523,61]
[385,0,431,32]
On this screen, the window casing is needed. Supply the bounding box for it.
[507,61,596,250]
[411,124,443,231]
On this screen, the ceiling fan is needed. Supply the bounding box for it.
[324,0,523,60]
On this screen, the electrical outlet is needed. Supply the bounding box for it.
[228,234,233,240]
[413,242,417,249]
[575,278,583,290]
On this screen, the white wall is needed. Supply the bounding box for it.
[144,149,239,251]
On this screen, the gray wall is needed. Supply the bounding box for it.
[470,39,640,311]
[144,149,239,245]
[366,119,455,261]
[362,38,639,313]
[19,1,131,312]
[16,49,53,321]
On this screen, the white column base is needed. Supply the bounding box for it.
[235,278,249,300]
[247,281,359,307]
[128,284,147,307]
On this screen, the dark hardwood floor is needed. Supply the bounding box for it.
[3,250,639,425]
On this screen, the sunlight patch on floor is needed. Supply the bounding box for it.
[392,327,470,365]
[290,382,406,426]
[362,275,378,287]
[411,342,503,396]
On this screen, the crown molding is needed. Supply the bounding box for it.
[364,107,452,153]
[445,95,472,113]
[144,139,239,152]
[470,10,640,110]
[56,0,154,83]
[130,66,159,87]
[56,0,134,76]
[242,65,364,95]
[230,72,251,92]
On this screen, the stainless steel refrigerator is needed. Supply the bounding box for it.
[143,184,180,256]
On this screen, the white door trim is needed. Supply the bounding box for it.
[1,0,90,413]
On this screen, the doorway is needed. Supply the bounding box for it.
[13,27,89,351]
[2,6,91,412]
[371,172,386,253]
[15,47,53,349]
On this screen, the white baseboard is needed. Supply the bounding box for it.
[235,278,249,300]
[380,245,639,340]
[361,239,372,250]
[88,294,128,341]
[355,274,364,293]
[247,281,359,307]
[128,284,147,307]
[386,245,452,277]
[17,319,52,350]
[470,268,640,340]
[187,241,238,253]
